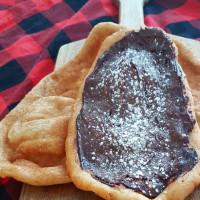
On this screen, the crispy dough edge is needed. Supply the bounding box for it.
[66,24,200,200]
[0,22,123,185]
[170,35,200,125]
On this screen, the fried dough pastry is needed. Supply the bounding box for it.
[0,23,123,185]
[0,22,199,189]
[66,26,200,199]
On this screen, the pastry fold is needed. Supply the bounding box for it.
[0,22,123,185]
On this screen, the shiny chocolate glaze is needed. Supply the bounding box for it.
[77,28,198,198]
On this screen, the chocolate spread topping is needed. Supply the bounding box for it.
[77,28,198,198]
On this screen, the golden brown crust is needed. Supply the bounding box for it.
[66,23,200,199]
[0,22,123,185]
[171,36,200,125]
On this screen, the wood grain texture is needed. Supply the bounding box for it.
[20,183,104,200]
[55,39,85,69]
[19,183,200,200]
[20,35,200,200]
[117,0,147,29]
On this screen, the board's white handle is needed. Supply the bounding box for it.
[116,0,148,29]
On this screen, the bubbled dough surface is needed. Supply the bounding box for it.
[0,22,123,185]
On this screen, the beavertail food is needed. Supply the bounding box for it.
[67,26,200,200]
[0,23,200,198]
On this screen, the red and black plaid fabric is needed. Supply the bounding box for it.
[144,0,200,41]
[0,0,199,199]
[0,0,118,121]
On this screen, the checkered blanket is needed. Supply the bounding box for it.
[0,0,199,199]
